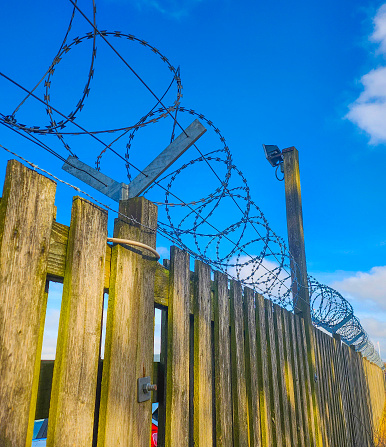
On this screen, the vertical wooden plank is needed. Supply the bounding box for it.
[294,315,312,447]
[322,334,339,446]
[298,318,317,446]
[273,304,293,447]
[230,281,249,447]
[165,246,190,446]
[243,287,261,447]
[317,332,333,446]
[287,312,306,447]
[313,329,329,447]
[47,198,107,447]
[334,336,352,446]
[0,160,56,447]
[341,343,357,444]
[330,337,348,446]
[281,309,300,447]
[193,260,213,446]
[265,300,283,447]
[255,293,273,447]
[213,271,233,447]
[97,197,158,447]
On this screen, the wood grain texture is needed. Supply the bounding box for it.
[273,305,292,447]
[265,300,283,447]
[47,197,108,447]
[97,197,158,447]
[213,271,233,447]
[0,160,56,447]
[297,317,317,447]
[193,260,213,446]
[281,309,299,447]
[287,312,306,447]
[165,246,190,447]
[333,335,351,447]
[255,293,273,447]
[243,287,261,447]
[230,281,249,447]
[313,329,329,447]
[293,315,311,447]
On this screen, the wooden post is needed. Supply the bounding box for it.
[46,197,108,447]
[97,197,157,447]
[282,147,322,446]
[0,160,56,447]
[282,147,310,322]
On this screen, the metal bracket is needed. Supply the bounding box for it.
[137,376,157,403]
[62,119,206,202]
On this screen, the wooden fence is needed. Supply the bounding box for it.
[0,159,385,447]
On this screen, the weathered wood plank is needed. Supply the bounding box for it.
[193,260,213,446]
[97,197,158,447]
[321,332,337,446]
[46,223,169,305]
[229,281,249,446]
[333,335,351,447]
[0,160,56,447]
[255,293,273,447]
[265,300,283,447]
[243,287,261,447]
[46,197,108,447]
[287,312,305,447]
[313,329,329,447]
[47,221,69,279]
[213,271,233,447]
[341,343,357,444]
[281,309,300,447]
[293,315,311,446]
[329,336,345,446]
[297,317,317,446]
[165,246,190,446]
[273,305,293,447]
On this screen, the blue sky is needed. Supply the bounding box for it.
[1,0,386,359]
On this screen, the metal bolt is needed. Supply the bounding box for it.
[143,383,157,394]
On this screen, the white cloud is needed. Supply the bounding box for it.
[346,4,386,143]
[41,309,60,360]
[360,316,386,360]
[371,4,386,53]
[330,265,386,310]
[134,0,203,19]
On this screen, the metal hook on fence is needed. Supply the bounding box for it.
[107,237,160,260]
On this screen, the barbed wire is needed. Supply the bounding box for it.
[0,0,382,368]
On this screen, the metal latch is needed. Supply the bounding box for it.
[138,376,157,403]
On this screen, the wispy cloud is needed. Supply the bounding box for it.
[134,0,204,19]
[359,316,386,360]
[330,265,386,310]
[347,4,386,143]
